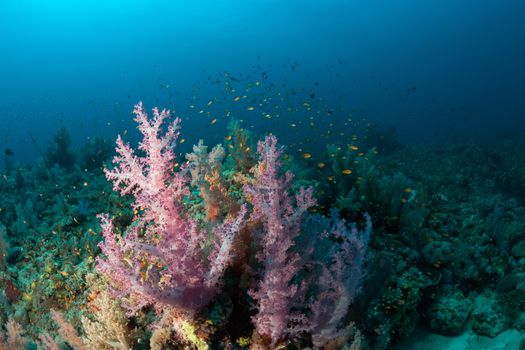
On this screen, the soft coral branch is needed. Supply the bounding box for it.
[308,213,372,348]
[245,136,371,348]
[105,101,187,229]
[244,135,316,345]
[97,102,245,317]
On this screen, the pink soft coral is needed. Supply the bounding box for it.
[97,102,245,316]
[245,136,371,347]
[244,135,317,345]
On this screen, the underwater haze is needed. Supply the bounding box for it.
[1,0,524,163]
[1,1,525,350]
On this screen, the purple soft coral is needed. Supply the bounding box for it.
[97,102,245,316]
[307,214,372,347]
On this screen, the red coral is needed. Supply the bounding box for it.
[3,279,20,303]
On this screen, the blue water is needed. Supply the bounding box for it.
[1,0,524,165]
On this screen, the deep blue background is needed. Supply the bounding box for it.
[1,0,524,164]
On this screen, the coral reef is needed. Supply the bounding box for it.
[1,100,525,350]
[0,225,8,272]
